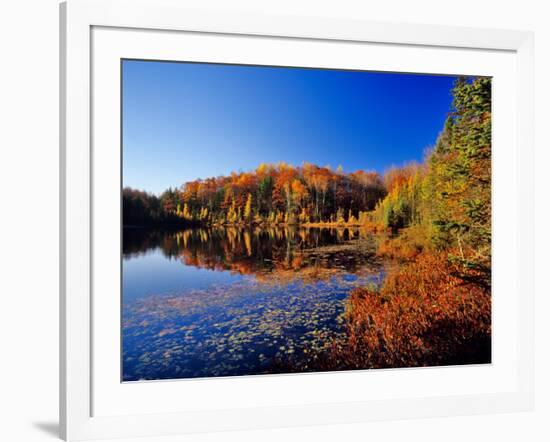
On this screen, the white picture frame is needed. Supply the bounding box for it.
[60,0,534,440]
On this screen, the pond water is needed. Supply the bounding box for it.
[122,226,385,381]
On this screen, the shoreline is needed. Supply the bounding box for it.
[123,221,387,231]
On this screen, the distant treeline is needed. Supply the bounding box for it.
[123,188,186,227]
[123,163,388,227]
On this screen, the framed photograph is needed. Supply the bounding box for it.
[60,0,534,440]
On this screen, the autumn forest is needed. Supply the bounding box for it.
[122,66,491,380]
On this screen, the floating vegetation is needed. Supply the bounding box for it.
[123,276,377,380]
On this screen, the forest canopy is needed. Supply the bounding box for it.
[123,162,387,226]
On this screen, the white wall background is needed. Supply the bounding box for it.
[0,1,547,441]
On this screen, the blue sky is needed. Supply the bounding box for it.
[122,60,457,194]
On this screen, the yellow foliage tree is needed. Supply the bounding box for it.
[243,193,253,222]
[182,203,191,221]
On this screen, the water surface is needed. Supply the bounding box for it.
[122,226,384,381]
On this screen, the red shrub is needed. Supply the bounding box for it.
[334,252,491,369]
